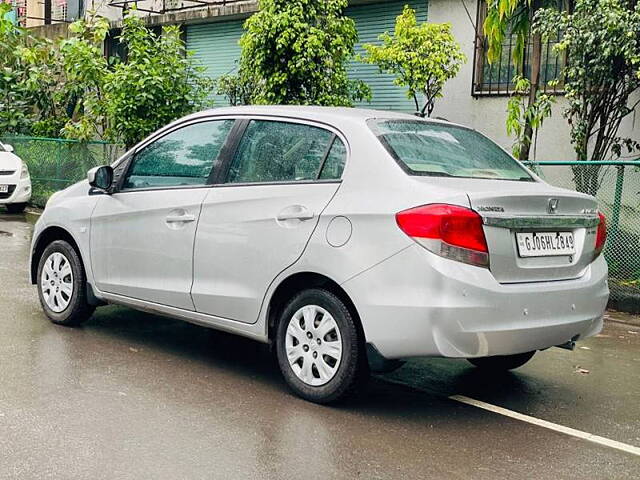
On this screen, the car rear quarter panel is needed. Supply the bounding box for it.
[291,121,472,286]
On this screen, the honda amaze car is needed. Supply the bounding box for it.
[0,141,31,213]
[30,106,609,403]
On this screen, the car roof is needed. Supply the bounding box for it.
[187,105,456,128]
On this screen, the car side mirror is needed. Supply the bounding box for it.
[87,166,114,193]
[3,144,14,153]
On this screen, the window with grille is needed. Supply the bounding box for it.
[472,0,567,96]
[52,0,68,23]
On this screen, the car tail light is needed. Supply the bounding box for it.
[594,212,607,258]
[396,204,489,268]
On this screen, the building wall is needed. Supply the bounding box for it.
[29,21,70,39]
[25,0,43,27]
[428,0,640,162]
[85,0,131,21]
[93,0,260,24]
[22,0,76,26]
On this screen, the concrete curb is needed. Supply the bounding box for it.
[608,283,640,315]
[605,310,640,328]
[25,208,42,217]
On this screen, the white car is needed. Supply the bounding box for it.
[29,106,609,403]
[0,141,31,213]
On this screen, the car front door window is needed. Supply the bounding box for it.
[123,120,235,190]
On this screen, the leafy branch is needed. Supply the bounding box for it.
[360,6,465,117]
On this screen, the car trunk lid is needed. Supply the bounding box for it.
[410,177,600,283]
[467,184,599,283]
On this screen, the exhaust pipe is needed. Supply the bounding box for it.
[556,334,580,351]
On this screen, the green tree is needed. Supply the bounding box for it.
[57,11,111,140]
[0,3,62,135]
[361,5,465,117]
[216,69,257,106]
[535,0,640,194]
[484,0,553,161]
[506,75,555,159]
[238,0,370,106]
[103,11,214,148]
[0,2,34,133]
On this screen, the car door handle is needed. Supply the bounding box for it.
[166,214,196,223]
[276,206,315,222]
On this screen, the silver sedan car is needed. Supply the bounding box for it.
[30,106,609,403]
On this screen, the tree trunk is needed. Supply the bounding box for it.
[518,30,542,162]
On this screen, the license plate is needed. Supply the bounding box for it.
[0,184,8,193]
[516,231,575,257]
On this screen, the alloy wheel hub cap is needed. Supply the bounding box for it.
[40,252,73,313]
[285,305,342,387]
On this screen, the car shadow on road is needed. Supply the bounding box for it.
[85,304,284,381]
[80,305,553,422]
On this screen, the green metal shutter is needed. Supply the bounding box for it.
[347,0,428,112]
[186,20,245,106]
[186,1,428,110]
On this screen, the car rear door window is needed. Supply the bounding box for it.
[123,120,234,190]
[226,120,335,184]
[318,138,347,180]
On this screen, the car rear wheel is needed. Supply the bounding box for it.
[37,240,94,326]
[5,203,26,214]
[467,351,535,371]
[276,288,369,404]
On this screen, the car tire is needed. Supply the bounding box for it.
[276,288,369,404]
[467,351,536,371]
[5,203,26,214]
[37,240,95,326]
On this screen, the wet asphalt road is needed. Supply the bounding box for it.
[1,212,639,479]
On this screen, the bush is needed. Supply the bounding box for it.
[103,12,214,148]
[0,7,214,148]
[237,0,370,106]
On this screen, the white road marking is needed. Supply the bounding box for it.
[450,394,640,457]
[380,377,639,457]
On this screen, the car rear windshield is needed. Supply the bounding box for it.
[368,119,534,181]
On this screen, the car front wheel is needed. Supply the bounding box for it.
[37,240,94,326]
[467,351,536,371]
[276,288,369,404]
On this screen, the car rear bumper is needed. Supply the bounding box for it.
[0,176,31,204]
[342,244,608,360]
